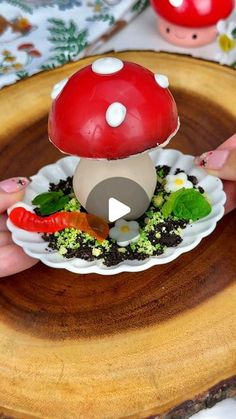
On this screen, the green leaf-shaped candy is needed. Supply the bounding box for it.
[39,195,70,216]
[161,188,185,218]
[162,188,212,221]
[32,191,63,206]
[173,189,212,221]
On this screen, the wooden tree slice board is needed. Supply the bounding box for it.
[0,51,236,419]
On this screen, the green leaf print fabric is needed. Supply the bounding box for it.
[0,0,149,87]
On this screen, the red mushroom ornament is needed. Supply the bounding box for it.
[151,0,234,47]
[49,57,179,220]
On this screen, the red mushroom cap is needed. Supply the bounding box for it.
[48,57,179,160]
[151,0,234,28]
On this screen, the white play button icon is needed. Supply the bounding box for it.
[86,177,150,223]
[108,197,131,223]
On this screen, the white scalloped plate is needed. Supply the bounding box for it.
[7,149,226,275]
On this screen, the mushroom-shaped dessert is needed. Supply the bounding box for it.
[151,0,234,47]
[49,57,179,220]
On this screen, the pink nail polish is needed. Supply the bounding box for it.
[0,177,31,193]
[195,150,229,170]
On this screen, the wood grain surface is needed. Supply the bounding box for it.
[0,51,235,419]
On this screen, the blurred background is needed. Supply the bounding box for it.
[0,0,235,89]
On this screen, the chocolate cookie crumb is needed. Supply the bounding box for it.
[198,186,205,194]
[187,175,198,186]
[49,176,73,195]
[175,168,185,175]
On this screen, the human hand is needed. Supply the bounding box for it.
[0,177,38,278]
[195,134,236,214]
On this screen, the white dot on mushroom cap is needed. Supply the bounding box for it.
[91,57,124,75]
[154,74,169,89]
[106,102,127,127]
[169,0,183,7]
[51,78,68,100]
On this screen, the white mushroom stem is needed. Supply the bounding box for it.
[73,154,157,221]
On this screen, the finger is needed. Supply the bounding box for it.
[0,177,31,213]
[0,231,12,247]
[223,180,236,214]
[0,213,8,231]
[195,149,236,181]
[217,133,236,151]
[0,244,38,278]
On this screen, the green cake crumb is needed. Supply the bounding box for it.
[152,194,164,208]
[64,197,81,212]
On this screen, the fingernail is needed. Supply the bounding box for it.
[194,150,229,170]
[0,177,31,193]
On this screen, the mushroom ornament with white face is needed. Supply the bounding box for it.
[48,57,179,221]
[151,0,234,48]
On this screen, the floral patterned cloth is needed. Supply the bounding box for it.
[0,0,148,88]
